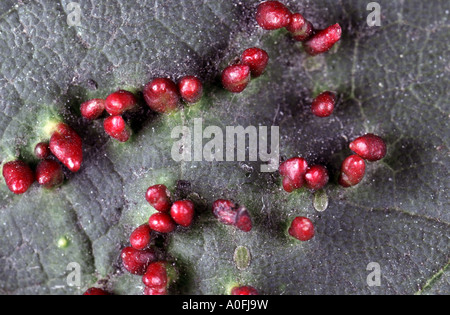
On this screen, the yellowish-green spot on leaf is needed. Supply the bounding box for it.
[57,236,70,249]
[234,246,251,271]
[313,189,329,212]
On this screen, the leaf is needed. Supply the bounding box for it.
[0,0,448,295]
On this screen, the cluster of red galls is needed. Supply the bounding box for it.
[258,1,341,117]
[280,133,387,242]
[222,47,269,93]
[256,1,342,55]
[223,0,343,93]
[278,157,324,242]
[279,134,385,192]
[129,185,194,295]
[81,76,204,142]
[84,184,191,295]
[222,49,338,118]
[84,185,259,295]
[2,123,83,195]
[3,76,205,194]
[221,1,341,118]
[339,133,387,187]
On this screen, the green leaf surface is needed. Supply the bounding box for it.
[0,0,448,295]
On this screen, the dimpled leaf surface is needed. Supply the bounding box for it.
[0,0,448,295]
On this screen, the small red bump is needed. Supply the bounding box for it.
[281,177,296,193]
[143,286,167,295]
[289,217,315,241]
[49,123,83,173]
[170,200,195,227]
[144,78,180,113]
[294,21,314,41]
[212,200,252,232]
[339,155,366,188]
[241,48,269,77]
[279,157,309,192]
[142,261,168,289]
[256,1,292,30]
[2,161,34,195]
[145,184,171,212]
[34,142,51,160]
[36,159,64,189]
[235,206,253,232]
[121,246,157,275]
[221,64,251,93]
[105,90,137,116]
[103,116,131,143]
[303,23,342,56]
[350,134,387,162]
[80,99,105,120]
[231,286,259,295]
[130,224,152,250]
[312,91,336,117]
[149,213,176,233]
[178,76,203,104]
[286,13,314,41]
[286,13,305,33]
[305,165,329,190]
[212,199,238,226]
[83,288,109,296]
